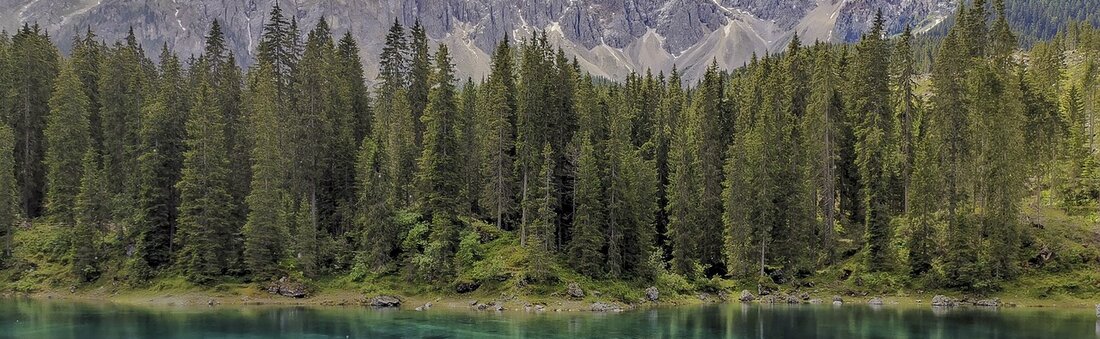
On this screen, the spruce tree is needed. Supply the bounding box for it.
[44,61,91,224]
[851,12,895,271]
[478,40,516,229]
[408,20,431,148]
[802,45,842,263]
[356,136,394,270]
[176,78,235,283]
[527,144,557,281]
[99,28,147,224]
[133,46,188,271]
[242,62,289,280]
[9,24,59,218]
[0,125,18,263]
[569,134,604,277]
[415,45,461,280]
[72,149,108,282]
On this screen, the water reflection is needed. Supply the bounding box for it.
[0,298,1093,338]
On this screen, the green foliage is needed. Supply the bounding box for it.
[44,61,90,224]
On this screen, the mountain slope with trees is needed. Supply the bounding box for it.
[0,0,1098,303]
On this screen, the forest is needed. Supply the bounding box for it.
[0,0,1098,297]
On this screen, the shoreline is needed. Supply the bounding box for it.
[10,286,1098,312]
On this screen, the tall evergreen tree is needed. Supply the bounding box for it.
[408,20,431,148]
[527,144,557,281]
[72,149,108,282]
[478,39,516,229]
[99,28,147,224]
[242,62,289,280]
[8,24,59,218]
[851,12,895,271]
[176,78,236,283]
[133,46,188,271]
[44,61,91,224]
[0,125,18,263]
[569,134,604,277]
[415,45,461,280]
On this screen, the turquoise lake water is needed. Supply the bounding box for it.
[0,298,1094,338]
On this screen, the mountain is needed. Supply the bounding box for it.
[2,0,957,82]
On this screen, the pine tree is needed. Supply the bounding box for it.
[415,45,462,280]
[527,144,557,281]
[356,136,394,269]
[9,24,59,218]
[893,26,919,215]
[478,40,516,228]
[70,29,104,153]
[408,20,432,148]
[802,44,842,263]
[44,61,91,224]
[569,134,604,277]
[851,12,895,271]
[72,149,107,282]
[0,125,18,263]
[99,28,148,224]
[337,31,370,142]
[176,78,236,283]
[666,98,703,276]
[242,62,289,280]
[133,46,188,271]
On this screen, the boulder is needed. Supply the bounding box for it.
[785,294,801,304]
[799,292,810,301]
[832,295,844,304]
[455,281,481,294]
[868,297,885,305]
[591,302,623,312]
[369,295,401,308]
[266,277,309,298]
[1095,304,1100,317]
[931,295,957,307]
[739,290,755,303]
[975,298,1001,307]
[645,287,659,301]
[567,283,585,298]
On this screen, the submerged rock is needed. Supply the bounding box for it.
[975,298,1001,307]
[868,297,885,305]
[739,290,755,303]
[645,287,659,302]
[567,283,585,298]
[369,295,401,308]
[591,302,623,312]
[931,295,957,307]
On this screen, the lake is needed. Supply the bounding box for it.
[0,298,1094,338]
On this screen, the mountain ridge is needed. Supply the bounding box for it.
[2,0,955,81]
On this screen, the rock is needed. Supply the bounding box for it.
[369,295,401,308]
[590,302,622,312]
[785,294,801,304]
[1095,304,1100,317]
[645,287,659,301]
[425,302,433,309]
[809,299,823,304]
[414,306,424,311]
[475,303,489,311]
[799,292,810,301]
[739,290,755,303]
[975,298,1001,307]
[266,277,309,298]
[469,300,479,306]
[567,283,585,298]
[455,281,481,294]
[207,299,217,306]
[931,295,957,307]
[535,304,546,311]
[832,295,844,304]
[868,297,885,305]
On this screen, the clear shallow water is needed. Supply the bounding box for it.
[0,299,1095,338]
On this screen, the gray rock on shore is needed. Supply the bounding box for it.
[832,296,844,305]
[591,302,623,312]
[975,298,1001,307]
[931,295,957,307]
[868,297,884,305]
[369,295,401,308]
[567,283,585,298]
[645,287,659,301]
[739,290,755,303]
